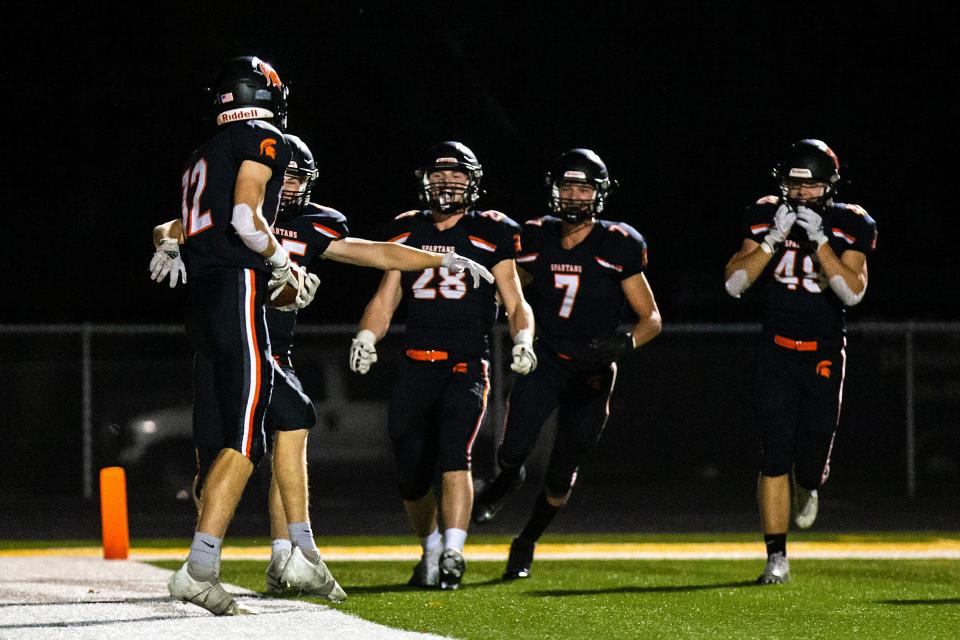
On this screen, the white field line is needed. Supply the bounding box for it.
[6,541,960,561]
[0,557,451,640]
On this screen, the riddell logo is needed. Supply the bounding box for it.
[816,360,832,379]
[260,138,277,159]
[216,107,274,126]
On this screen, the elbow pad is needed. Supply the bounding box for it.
[230,203,270,253]
[724,269,750,298]
[829,275,865,306]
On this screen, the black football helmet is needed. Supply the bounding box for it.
[278,134,318,218]
[772,139,841,206]
[210,56,289,130]
[415,141,483,214]
[546,148,615,223]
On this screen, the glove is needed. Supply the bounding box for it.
[510,329,537,375]
[349,329,378,374]
[275,272,320,312]
[586,332,635,362]
[441,252,495,288]
[149,238,187,288]
[760,204,797,253]
[795,205,828,247]
[266,245,300,301]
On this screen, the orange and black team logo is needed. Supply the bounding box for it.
[254,58,283,89]
[816,360,832,379]
[259,138,277,160]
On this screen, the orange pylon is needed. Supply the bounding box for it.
[100,467,129,560]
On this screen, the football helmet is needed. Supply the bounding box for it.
[772,139,840,206]
[415,141,483,214]
[278,133,318,218]
[210,56,289,130]
[546,148,615,223]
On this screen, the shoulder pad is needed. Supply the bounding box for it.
[304,203,348,224]
[477,209,521,230]
[242,119,284,137]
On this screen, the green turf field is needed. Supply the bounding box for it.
[152,555,960,639]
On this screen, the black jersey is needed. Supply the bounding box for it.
[266,203,350,360]
[517,216,647,355]
[744,196,877,341]
[180,120,291,279]
[383,209,521,358]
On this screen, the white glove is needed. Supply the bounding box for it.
[441,252,495,288]
[349,329,378,374]
[795,206,828,247]
[275,272,320,312]
[149,238,187,288]
[510,329,537,375]
[266,245,298,300]
[761,204,797,253]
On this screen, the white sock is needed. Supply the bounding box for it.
[443,527,468,553]
[421,529,442,555]
[289,522,319,562]
[272,538,292,558]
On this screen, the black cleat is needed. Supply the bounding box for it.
[502,537,535,580]
[472,465,526,525]
[438,549,466,590]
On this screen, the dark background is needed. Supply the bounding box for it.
[4,2,958,324]
[2,3,959,536]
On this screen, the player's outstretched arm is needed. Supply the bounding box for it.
[323,238,493,285]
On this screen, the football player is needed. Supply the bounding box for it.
[470,149,662,581]
[157,55,305,616]
[348,141,536,590]
[723,139,877,585]
[152,133,494,598]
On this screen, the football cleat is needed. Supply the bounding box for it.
[168,562,253,615]
[265,549,292,594]
[279,546,347,602]
[439,549,466,590]
[792,478,819,530]
[408,546,442,589]
[472,465,526,525]
[756,552,791,585]
[502,537,535,580]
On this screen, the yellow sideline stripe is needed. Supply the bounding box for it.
[4,540,960,559]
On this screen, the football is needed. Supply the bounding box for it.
[266,282,298,309]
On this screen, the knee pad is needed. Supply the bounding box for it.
[760,445,792,478]
[397,466,435,502]
[545,467,577,498]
